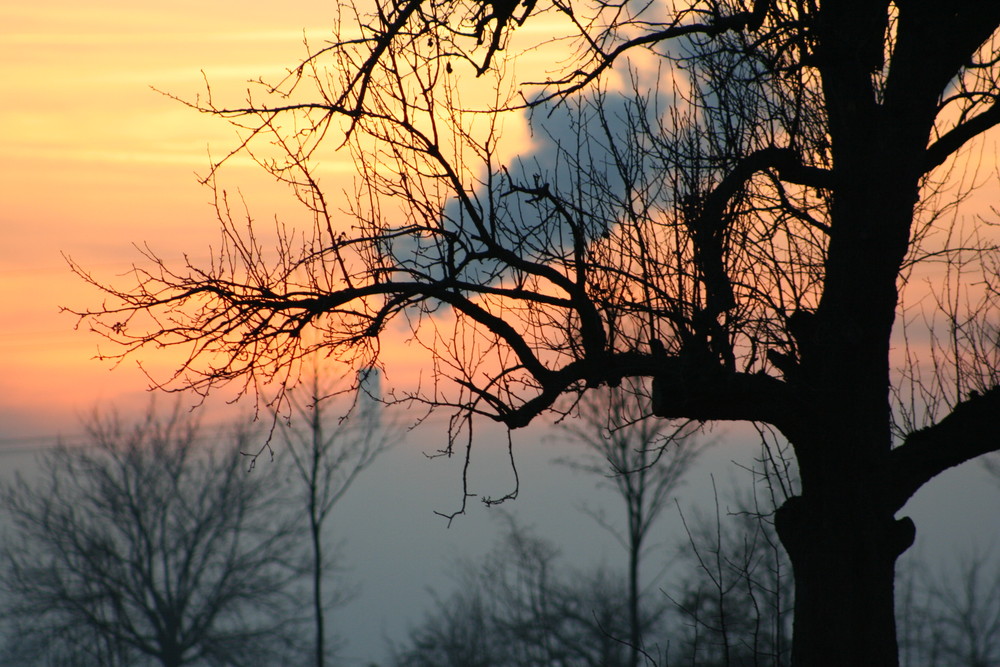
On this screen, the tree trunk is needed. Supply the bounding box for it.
[159,645,184,667]
[627,534,640,667]
[781,44,926,654]
[313,515,326,667]
[775,481,915,666]
[310,398,326,667]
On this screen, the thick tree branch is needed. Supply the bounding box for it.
[499,349,792,430]
[890,385,1000,511]
[684,146,830,362]
[649,362,794,428]
[924,101,1000,174]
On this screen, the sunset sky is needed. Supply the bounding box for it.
[1,2,357,438]
[3,4,1000,664]
[0,5,611,661]
[0,1,555,441]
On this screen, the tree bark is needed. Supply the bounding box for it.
[776,493,914,666]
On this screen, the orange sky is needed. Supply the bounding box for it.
[3,3,998,444]
[0,2,365,438]
[2,8,999,663]
[0,2,550,441]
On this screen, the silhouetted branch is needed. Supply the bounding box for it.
[924,100,1000,173]
[890,386,1000,510]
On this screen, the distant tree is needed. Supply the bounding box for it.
[897,547,1000,667]
[395,481,795,667]
[556,380,703,666]
[0,405,307,667]
[278,367,397,667]
[392,584,501,667]
[393,516,660,667]
[70,2,1000,664]
[668,482,793,667]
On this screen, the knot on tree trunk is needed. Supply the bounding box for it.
[774,496,916,562]
[891,516,916,557]
[774,495,809,560]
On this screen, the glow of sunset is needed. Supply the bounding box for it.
[0,2,563,438]
[3,2,995,442]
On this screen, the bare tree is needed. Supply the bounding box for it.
[278,367,396,667]
[668,481,793,667]
[68,2,1000,664]
[897,547,1000,667]
[392,515,658,667]
[556,380,703,666]
[0,405,307,667]
[392,585,502,667]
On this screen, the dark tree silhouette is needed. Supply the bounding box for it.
[669,482,794,667]
[68,2,1000,664]
[0,406,307,667]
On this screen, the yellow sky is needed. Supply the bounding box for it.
[0,2,546,439]
[3,3,997,443]
[0,2,359,436]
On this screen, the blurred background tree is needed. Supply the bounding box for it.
[555,380,704,666]
[278,367,398,667]
[0,404,308,667]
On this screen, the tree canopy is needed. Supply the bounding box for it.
[68,2,1000,664]
[0,406,307,666]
